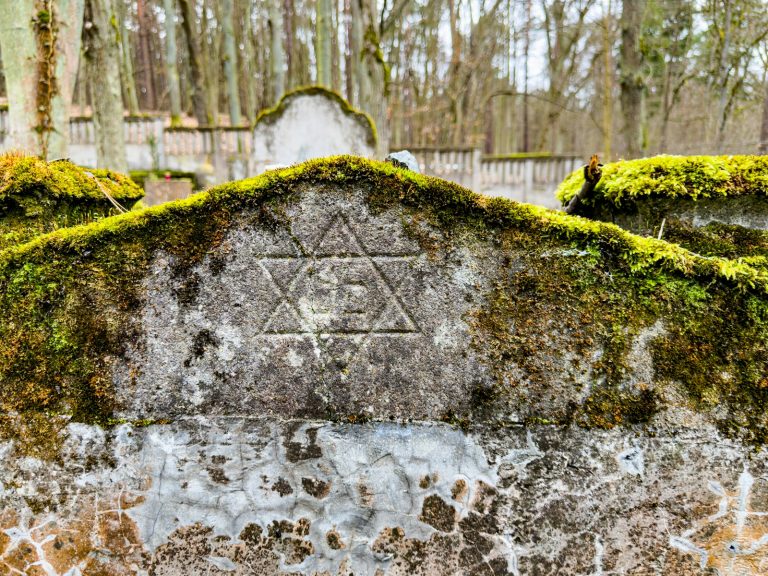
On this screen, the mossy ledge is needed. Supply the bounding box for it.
[555,155,768,263]
[2,155,768,447]
[254,86,377,148]
[0,153,144,250]
[556,155,768,206]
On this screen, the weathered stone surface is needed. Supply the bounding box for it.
[253,87,376,174]
[2,157,768,574]
[1,420,768,575]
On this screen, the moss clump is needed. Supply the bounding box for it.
[254,86,377,148]
[1,156,768,445]
[0,153,143,251]
[556,155,768,206]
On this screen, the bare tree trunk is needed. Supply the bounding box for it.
[284,0,295,87]
[350,0,364,105]
[602,0,612,160]
[178,0,212,126]
[522,0,530,152]
[619,0,644,158]
[136,0,156,110]
[268,0,285,102]
[715,0,732,152]
[241,1,258,118]
[221,0,241,125]
[48,0,84,159]
[760,78,768,154]
[316,0,333,87]
[201,0,220,124]
[84,0,127,172]
[163,0,182,125]
[116,0,139,114]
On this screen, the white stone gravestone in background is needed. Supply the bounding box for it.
[252,87,376,174]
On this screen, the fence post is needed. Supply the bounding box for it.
[471,148,481,191]
[523,159,534,203]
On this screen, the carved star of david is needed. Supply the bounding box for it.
[257,213,421,347]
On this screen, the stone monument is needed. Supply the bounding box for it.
[252,87,376,174]
[1,157,767,574]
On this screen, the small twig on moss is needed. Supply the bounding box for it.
[564,154,602,216]
[84,171,127,213]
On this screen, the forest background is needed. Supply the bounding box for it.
[1,0,767,168]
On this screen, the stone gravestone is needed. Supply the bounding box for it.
[252,87,376,174]
[143,178,194,207]
[1,157,768,575]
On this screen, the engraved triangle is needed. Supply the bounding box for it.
[372,300,417,332]
[261,259,305,293]
[313,214,367,256]
[374,259,413,291]
[263,301,306,333]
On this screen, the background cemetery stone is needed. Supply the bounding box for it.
[252,88,376,175]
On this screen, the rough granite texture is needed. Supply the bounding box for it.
[2,157,768,575]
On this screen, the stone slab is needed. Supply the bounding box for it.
[1,158,767,575]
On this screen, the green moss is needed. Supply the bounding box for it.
[254,86,377,148]
[661,220,768,265]
[1,155,768,445]
[0,153,143,251]
[556,155,768,206]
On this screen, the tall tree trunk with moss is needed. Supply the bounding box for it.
[0,0,83,159]
[178,0,211,126]
[0,1,39,154]
[163,0,182,126]
[84,0,127,172]
[316,0,333,87]
[268,0,286,103]
[619,0,644,159]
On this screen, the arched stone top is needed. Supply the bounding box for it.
[252,87,377,172]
